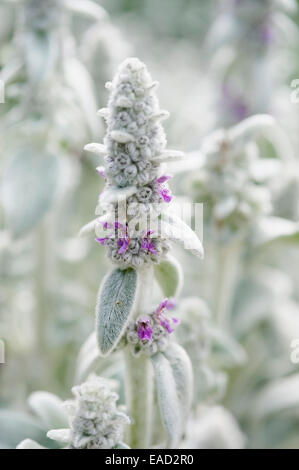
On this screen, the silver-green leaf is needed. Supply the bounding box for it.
[164,343,193,424]
[151,344,193,448]
[154,255,183,297]
[96,268,137,356]
[151,352,182,448]
[161,212,204,259]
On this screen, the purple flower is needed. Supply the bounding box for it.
[141,230,158,255]
[160,188,172,203]
[157,175,171,184]
[137,317,153,341]
[154,298,178,334]
[95,236,110,245]
[95,221,131,254]
[160,317,174,334]
[117,237,130,254]
[156,175,172,203]
[102,221,113,230]
[155,298,176,314]
[115,223,130,254]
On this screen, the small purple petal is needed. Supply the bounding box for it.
[137,317,153,341]
[160,188,172,203]
[95,237,110,245]
[172,317,179,324]
[118,238,130,254]
[156,299,168,313]
[160,317,174,334]
[96,166,105,178]
[102,221,113,230]
[165,298,176,310]
[157,175,171,184]
[146,230,155,237]
[147,241,158,255]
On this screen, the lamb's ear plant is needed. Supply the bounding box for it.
[81,57,203,448]
[183,113,299,448]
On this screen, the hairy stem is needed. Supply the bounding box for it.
[125,349,153,448]
[125,265,154,448]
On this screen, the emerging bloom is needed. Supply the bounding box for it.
[84,58,181,268]
[125,298,179,357]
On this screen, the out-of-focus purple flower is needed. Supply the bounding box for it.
[137,316,153,341]
[260,22,274,45]
[141,230,158,255]
[222,83,250,121]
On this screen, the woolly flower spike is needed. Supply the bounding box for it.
[191,116,274,242]
[47,375,130,449]
[85,57,184,268]
[82,58,204,264]
[124,298,179,357]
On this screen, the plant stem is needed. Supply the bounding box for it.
[214,239,241,330]
[124,265,153,449]
[125,349,153,448]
